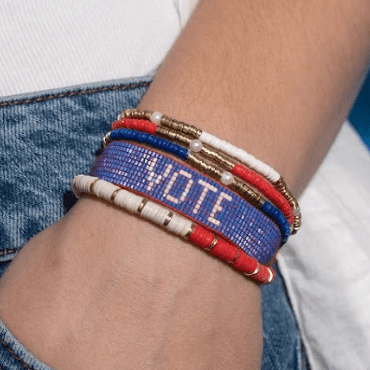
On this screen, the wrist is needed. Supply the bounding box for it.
[0,197,263,369]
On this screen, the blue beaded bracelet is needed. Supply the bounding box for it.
[91,140,282,264]
[106,128,291,242]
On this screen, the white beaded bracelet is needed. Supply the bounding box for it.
[121,109,280,183]
[119,109,301,233]
[71,175,276,283]
[71,175,193,238]
[198,131,279,182]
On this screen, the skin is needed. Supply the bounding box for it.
[0,0,369,368]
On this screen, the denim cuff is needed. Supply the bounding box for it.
[0,318,52,370]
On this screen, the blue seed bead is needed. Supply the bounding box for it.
[261,201,290,244]
[108,129,290,242]
[92,141,283,264]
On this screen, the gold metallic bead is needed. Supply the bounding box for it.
[187,153,203,168]
[110,188,121,202]
[163,211,173,227]
[232,181,263,207]
[90,178,100,194]
[173,120,183,132]
[156,126,167,137]
[168,130,178,141]
[292,215,302,234]
[207,165,222,178]
[231,179,244,193]
[181,123,191,134]
[274,177,301,220]
[137,198,148,214]
[142,110,152,120]
[205,237,218,251]
[267,268,274,283]
[274,176,287,191]
[177,132,191,145]
[123,108,132,117]
[228,249,240,264]
[128,108,142,118]
[184,223,195,239]
[160,115,172,128]
[182,123,199,137]
[244,264,260,277]
[202,146,234,171]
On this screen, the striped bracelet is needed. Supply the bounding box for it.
[104,127,291,242]
[91,140,282,264]
[119,109,301,234]
[111,118,295,225]
[72,175,275,284]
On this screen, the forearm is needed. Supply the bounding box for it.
[0,198,263,369]
[139,0,370,195]
[0,0,369,369]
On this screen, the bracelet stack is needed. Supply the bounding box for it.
[117,109,301,234]
[71,108,301,284]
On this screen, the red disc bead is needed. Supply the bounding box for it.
[188,225,275,284]
[209,238,238,262]
[188,225,215,249]
[232,164,294,224]
[112,118,157,135]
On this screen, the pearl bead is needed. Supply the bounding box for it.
[220,172,234,185]
[117,114,122,121]
[189,139,202,153]
[150,111,163,125]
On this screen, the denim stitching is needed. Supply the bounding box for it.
[0,338,33,370]
[0,81,151,108]
[0,250,17,257]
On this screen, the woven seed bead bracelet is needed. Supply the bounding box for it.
[72,175,275,284]
[111,118,295,225]
[103,128,291,243]
[91,140,283,264]
[119,109,301,234]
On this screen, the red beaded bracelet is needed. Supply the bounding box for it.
[111,117,294,225]
[72,175,275,284]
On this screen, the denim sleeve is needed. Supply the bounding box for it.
[0,76,309,369]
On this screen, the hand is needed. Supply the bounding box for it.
[0,197,262,369]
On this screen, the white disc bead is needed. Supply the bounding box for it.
[167,213,192,237]
[150,111,163,125]
[199,131,281,182]
[72,175,193,239]
[220,171,234,186]
[94,179,119,201]
[189,139,202,153]
[142,201,165,224]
